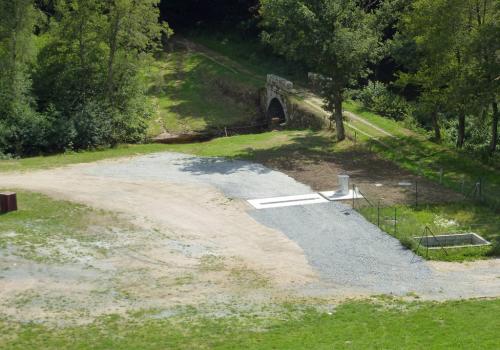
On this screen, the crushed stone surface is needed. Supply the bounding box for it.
[86,152,500,299]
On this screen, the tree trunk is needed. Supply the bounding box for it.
[106,11,121,102]
[333,92,345,141]
[490,102,499,154]
[431,110,441,142]
[456,111,465,148]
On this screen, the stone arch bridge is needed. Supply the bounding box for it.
[262,74,327,129]
[264,74,293,125]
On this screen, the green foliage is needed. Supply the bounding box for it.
[0,0,45,155]
[395,0,500,150]
[0,131,306,172]
[260,0,382,140]
[354,81,413,121]
[0,0,169,156]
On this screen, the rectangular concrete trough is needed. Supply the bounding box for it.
[414,232,490,249]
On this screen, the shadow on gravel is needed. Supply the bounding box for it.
[178,156,272,176]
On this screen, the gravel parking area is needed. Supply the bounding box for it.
[87,152,500,298]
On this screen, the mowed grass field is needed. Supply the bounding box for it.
[1,298,499,349]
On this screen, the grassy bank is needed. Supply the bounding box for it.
[144,48,261,137]
[1,298,499,349]
[0,144,171,172]
[359,203,500,261]
[0,131,330,173]
[188,34,500,201]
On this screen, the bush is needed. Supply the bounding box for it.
[487,237,500,257]
[0,106,54,156]
[354,81,413,121]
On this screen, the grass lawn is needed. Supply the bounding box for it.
[1,298,499,349]
[144,49,260,136]
[0,130,328,173]
[0,191,127,263]
[0,144,172,173]
[359,203,500,261]
[189,32,307,84]
[340,101,500,209]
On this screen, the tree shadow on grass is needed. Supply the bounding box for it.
[148,51,259,133]
[365,135,500,210]
[222,131,467,206]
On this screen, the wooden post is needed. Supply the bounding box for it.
[0,192,17,213]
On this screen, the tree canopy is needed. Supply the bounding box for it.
[260,0,382,140]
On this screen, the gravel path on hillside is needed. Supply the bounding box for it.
[86,152,500,298]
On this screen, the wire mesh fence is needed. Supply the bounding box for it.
[351,182,499,261]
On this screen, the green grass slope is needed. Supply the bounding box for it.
[144,47,262,137]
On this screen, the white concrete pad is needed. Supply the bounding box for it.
[248,193,329,209]
[319,189,364,201]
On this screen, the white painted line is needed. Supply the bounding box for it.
[319,189,364,201]
[248,193,328,209]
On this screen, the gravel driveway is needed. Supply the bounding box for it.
[87,152,500,298]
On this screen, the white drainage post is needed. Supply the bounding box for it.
[338,175,350,196]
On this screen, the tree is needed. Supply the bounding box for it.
[105,0,171,104]
[33,0,170,151]
[260,0,381,141]
[396,0,499,151]
[0,0,42,154]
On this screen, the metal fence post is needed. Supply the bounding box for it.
[377,200,380,227]
[394,207,397,235]
[352,184,355,209]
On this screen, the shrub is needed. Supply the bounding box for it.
[487,237,500,257]
[355,81,413,121]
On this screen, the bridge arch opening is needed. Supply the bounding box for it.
[267,98,286,125]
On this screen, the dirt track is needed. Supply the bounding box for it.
[0,159,319,323]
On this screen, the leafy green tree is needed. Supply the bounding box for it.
[0,0,50,155]
[105,0,171,103]
[33,0,169,150]
[396,0,499,151]
[260,0,382,141]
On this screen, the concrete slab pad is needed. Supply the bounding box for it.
[248,193,328,209]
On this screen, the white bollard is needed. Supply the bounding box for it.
[338,175,350,195]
